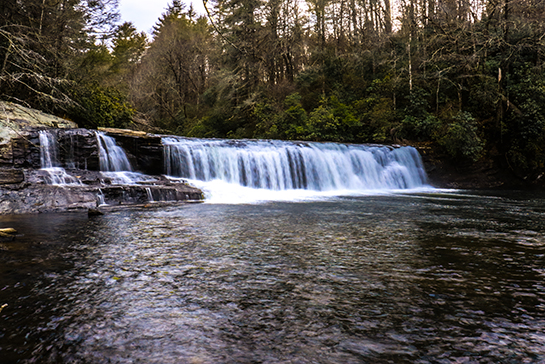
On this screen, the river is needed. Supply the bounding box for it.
[1,190,544,363]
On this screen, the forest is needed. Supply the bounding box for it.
[1,0,545,181]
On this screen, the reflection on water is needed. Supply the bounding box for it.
[1,191,545,363]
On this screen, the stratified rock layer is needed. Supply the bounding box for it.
[0,107,203,215]
[0,170,203,215]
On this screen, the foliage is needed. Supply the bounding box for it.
[437,112,484,162]
[3,0,545,181]
[0,0,139,131]
[502,66,545,177]
[67,84,134,129]
[128,4,211,131]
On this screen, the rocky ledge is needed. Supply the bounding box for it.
[0,103,204,215]
[0,169,203,215]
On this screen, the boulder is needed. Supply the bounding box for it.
[0,228,17,241]
[88,208,104,217]
[0,101,76,145]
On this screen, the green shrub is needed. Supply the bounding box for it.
[400,114,441,141]
[438,111,484,162]
[68,84,134,129]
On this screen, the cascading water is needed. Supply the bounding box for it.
[95,131,143,186]
[39,130,59,169]
[163,137,431,203]
[145,187,154,202]
[38,130,81,186]
[96,131,132,172]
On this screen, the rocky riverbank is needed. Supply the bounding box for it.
[0,102,203,215]
[0,170,203,215]
[415,143,545,190]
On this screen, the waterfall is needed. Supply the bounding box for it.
[65,133,76,169]
[39,130,59,168]
[95,131,158,186]
[145,187,154,202]
[97,189,106,206]
[96,131,132,172]
[163,138,430,201]
[38,130,81,186]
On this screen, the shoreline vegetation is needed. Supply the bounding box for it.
[1,0,545,198]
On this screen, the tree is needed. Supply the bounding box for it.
[129,2,212,130]
[0,0,120,112]
[109,22,147,87]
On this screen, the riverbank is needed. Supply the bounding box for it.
[416,142,545,190]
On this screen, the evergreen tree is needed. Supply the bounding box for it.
[129,1,212,131]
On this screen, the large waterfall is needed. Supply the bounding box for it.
[163,138,430,202]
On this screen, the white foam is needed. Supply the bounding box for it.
[179,178,434,204]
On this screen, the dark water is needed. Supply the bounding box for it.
[1,191,545,363]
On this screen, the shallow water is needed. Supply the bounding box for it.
[1,191,545,363]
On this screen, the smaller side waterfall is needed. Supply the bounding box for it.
[65,133,77,169]
[145,187,154,202]
[38,130,81,186]
[39,130,59,168]
[95,131,159,187]
[96,132,132,172]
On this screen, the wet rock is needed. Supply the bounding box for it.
[0,169,24,184]
[11,132,41,169]
[57,129,100,171]
[0,233,15,242]
[0,185,98,214]
[99,128,163,175]
[97,175,203,206]
[0,228,17,242]
[88,208,104,217]
[0,169,203,215]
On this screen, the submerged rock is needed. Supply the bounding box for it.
[88,208,104,217]
[0,227,17,242]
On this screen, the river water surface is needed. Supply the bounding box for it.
[1,191,545,363]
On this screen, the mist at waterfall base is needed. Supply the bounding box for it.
[1,191,545,363]
[162,138,432,204]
